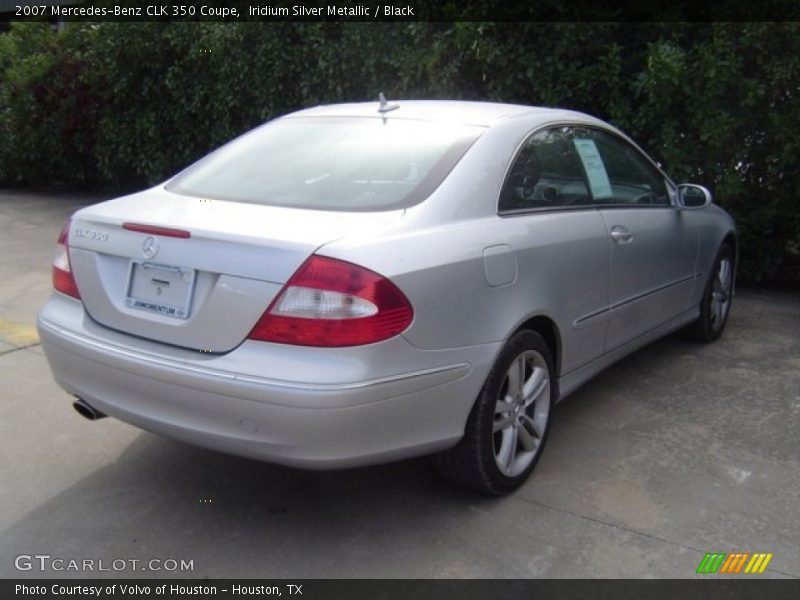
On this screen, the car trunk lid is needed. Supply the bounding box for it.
[66,187,400,352]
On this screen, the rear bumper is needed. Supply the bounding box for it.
[38,294,500,469]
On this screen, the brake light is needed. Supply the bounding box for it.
[52,222,81,299]
[122,222,191,238]
[248,256,413,347]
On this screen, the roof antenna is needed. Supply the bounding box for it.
[377,92,399,114]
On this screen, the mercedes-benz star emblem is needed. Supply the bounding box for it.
[142,236,159,260]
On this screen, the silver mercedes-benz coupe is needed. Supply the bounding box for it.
[38,100,736,494]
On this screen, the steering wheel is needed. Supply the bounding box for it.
[632,192,657,205]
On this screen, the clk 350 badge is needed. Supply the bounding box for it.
[73,228,108,242]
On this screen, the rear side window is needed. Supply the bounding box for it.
[167,117,485,211]
[499,127,591,212]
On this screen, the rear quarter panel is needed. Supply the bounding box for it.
[319,211,611,375]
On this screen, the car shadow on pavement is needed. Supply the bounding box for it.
[1,428,509,578]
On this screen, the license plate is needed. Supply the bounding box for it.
[125,262,196,319]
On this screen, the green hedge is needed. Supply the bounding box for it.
[1,22,798,283]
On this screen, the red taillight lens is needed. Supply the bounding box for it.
[122,222,191,238]
[52,223,81,299]
[248,255,413,347]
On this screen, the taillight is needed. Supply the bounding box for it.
[248,255,413,347]
[52,222,81,299]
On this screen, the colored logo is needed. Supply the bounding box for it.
[696,552,773,574]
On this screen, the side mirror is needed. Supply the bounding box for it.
[677,184,713,209]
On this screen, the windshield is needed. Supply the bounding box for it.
[167,117,485,211]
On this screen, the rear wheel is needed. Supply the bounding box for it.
[432,330,556,495]
[686,243,734,342]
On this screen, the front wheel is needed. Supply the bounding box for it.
[686,243,734,342]
[432,330,556,495]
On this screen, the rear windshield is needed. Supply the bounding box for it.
[167,117,485,211]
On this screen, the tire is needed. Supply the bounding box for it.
[686,243,734,343]
[432,330,557,495]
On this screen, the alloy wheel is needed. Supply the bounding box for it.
[710,256,733,331]
[492,350,551,477]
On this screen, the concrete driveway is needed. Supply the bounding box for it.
[1,191,798,579]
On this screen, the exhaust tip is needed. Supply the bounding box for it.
[73,398,106,421]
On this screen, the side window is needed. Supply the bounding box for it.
[499,127,591,212]
[577,129,670,206]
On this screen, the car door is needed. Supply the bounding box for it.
[499,125,611,373]
[572,128,698,351]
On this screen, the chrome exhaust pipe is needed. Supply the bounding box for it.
[73,398,107,421]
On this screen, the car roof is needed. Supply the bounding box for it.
[284,100,593,128]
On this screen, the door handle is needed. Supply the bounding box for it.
[610,225,633,243]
